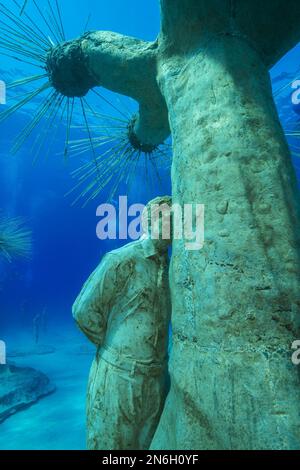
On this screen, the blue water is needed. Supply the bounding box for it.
[0,0,300,450]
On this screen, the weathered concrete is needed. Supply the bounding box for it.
[150,0,300,450]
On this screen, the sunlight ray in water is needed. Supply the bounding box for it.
[20,0,28,15]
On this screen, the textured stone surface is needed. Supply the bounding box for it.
[0,364,55,423]
[82,31,170,146]
[150,0,300,450]
[159,0,300,67]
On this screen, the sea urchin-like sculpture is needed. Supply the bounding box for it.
[0,215,32,262]
[0,1,171,200]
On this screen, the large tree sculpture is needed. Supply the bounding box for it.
[3,0,300,449]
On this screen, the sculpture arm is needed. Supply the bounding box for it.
[82,31,170,146]
[72,254,117,346]
[47,30,170,146]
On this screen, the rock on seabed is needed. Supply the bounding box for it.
[0,364,55,423]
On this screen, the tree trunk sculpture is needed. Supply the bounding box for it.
[46,0,300,449]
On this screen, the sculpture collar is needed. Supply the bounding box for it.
[140,236,168,261]
[141,237,159,258]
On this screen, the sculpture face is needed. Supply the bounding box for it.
[142,196,173,253]
[152,211,172,246]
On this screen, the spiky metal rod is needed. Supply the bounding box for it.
[20,0,28,15]
[0,2,123,162]
[0,215,32,262]
[44,29,171,197]
[284,128,300,158]
[67,112,172,205]
[273,77,300,98]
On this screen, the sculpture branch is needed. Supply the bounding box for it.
[47,31,170,147]
[159,0,300,68]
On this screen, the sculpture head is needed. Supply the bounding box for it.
[142,195,173,253]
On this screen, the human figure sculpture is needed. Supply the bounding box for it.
[72,196,172,450]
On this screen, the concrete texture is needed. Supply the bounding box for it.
[151,0,300,450]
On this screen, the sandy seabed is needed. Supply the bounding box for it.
[0,328,95,450]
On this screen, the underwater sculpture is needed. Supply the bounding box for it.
[1,0,300,451]
[0,215,32,262]
[73,196,172,450]
[0,1,171,203]
[33,312,42,344]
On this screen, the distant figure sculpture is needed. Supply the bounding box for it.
[33,313,41,345]
[73,196,172,450]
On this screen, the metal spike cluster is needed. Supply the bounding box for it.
[0,215,32,262]
[0,0,172,204]
[68,110,172,206]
